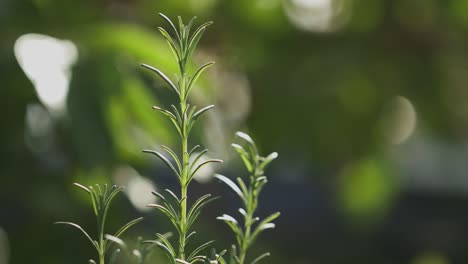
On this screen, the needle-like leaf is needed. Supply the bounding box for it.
[215,174,244,199]
[73,183,90,193]
[187,240,215,262]
[141,64,180,96]
[54,222,99,251]
[250,252,270,264]
[192,105,214,120]
[143,150,181,179]
[189,159,223,183]
[159,13,181,44]
[113,217,144,239]
[162,145,182,173]
[186,62,215,96]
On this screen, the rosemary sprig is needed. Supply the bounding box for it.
[55,183,143,264]
[216,132,280,264]
[142,13,221,263]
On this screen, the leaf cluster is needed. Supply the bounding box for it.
[216,132,280,264]
[55,183,143,264]
[146,190,219,264]
[141,13,214,105]
[104,233,173,264]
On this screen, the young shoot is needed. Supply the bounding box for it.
[56,183,143,264]
[216,132,280,264]
[142,13,221,263]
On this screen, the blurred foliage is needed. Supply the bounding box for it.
[3,0,468,263]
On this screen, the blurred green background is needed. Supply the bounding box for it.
[3,0,468,263]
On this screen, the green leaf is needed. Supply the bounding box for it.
[157,27,181,61]
[87,187,99,216]
[192,105,214,120]
[189,149,208,172]
[164,189,181,203]
[186,62,215,96]
[187,194,219,226]
[187,240,215,262]
[238,208,247,217]
[231,144,253,173]
[187,21,213,60]
[229,245,238,264]
[235,132,255,148]
[170,105,183,125]
[187,210,201,234]
[259,152,278,171]
[236,177,248,200]
[73,182,90,193]
[215,249,228,263]
[215,174,244,199]
[157,241,177,264]
[189,159,223,183]
[105,234,127,249]
[152,106,177,121]
[113,217,144,238]
[54,222,99,251]
[162,145,182,173]
[186,16,197,37]
[102,186,125,229]
[177,16,185,44]
[159,13,181,44]
[235,132,258,162]
[186,231,196,244]
[250,212,280,243]
[89,186,101,211]
[147,203,181,233]
[250,252,270,264]
[152,106,183,137]
[189,145,201,155]
[217,215,242,238]
[143,150,181,179]
[156,233,176,257]
[141,64,180,96]
[258,212,280,227]
[187,104,198,120]
[103,185,125,208]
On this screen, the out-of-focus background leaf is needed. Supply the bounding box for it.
[2,0,468,263]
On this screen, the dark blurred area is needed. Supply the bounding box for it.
[2,0,468,263]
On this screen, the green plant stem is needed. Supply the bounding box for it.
[179,75,188,260]
[179,183,187,259]
[99,253,105,264]
[98,215,105,264]
[239,186,255,264]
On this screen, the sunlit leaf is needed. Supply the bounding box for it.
[215,174,244,199]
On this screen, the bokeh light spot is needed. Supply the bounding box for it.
[380,96,417,145]
[14,34,78,114]
[113,166,157,212]
[412,251,450,264]
[284,0,351,32]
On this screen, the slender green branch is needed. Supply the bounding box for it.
[143,14,218,263]
[56,183,143,264]
[216,132,280,264]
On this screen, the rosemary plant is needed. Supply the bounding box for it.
[56,183,143,264]
[216,132,280,264]
[142,14,222,263]
[104,233,172,264]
